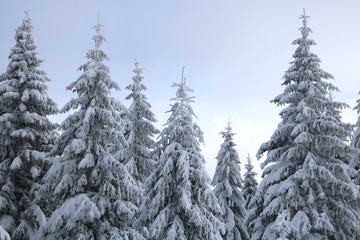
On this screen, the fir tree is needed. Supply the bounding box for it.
[242,154,258,210]
[140,68,223,240]
[0,12,58,239]
[351,94,360,184]
[212,122,249,240]
[245,11,360,240]
[34,22,144,239]
[122,60,159,188]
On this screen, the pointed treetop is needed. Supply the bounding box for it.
[299,8,311,39]
[225,119,232,132]
[171,67,195,103]
[23,9,32,26]
[93,23,104,34]
[300,8,310,26]
[133,58,140,69]
[92,13,105,49]
[246,153,251,165]
[24,9,31,18]
[94,12,103,32]
[181,66,186,85]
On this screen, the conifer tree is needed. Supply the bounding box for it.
[0,12,58,239]
[351,95,360,184]
[34,22,144,239]
[122,61,159,188]
[242,154,258,210]
[245,11,360,240]
[212,122,249,240]
[140,69,223,240]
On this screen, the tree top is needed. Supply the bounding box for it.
[92,14,105,49]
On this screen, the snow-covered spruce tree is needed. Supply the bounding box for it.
[351,94,360,184]
[0,12,58,239]
[212,122,249,240]
[245,11,360,240]
[34,23,144,240]
[140,69,223,240]
[242,154,258,210]
[121,61,159,188]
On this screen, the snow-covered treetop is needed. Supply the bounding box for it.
[223,120,235,139]
[92,22,105,49]
[132,60,142,81]
[171,67,195,103]
[160,68,202,148]
[62,23,119,114]
[299,9,311,39]
[18,10,33,41]
[125,60,148,101]
[242,153,258,211]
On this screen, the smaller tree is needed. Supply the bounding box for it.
[140,68,222,240]
[122,61,159,189]
[241,154,258,210]
[212,122,249,240]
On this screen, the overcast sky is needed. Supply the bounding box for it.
[1,1,360,181]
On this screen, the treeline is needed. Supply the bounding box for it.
[0,10,360,240]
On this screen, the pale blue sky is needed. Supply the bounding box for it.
[1,1,360,180]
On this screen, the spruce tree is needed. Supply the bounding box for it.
[122,61,159,188]
[212,122,249,240]
[242,154,258,210]
[0,12,58,239]
[245,11,360,240]
[34,22,144,239]
[140,69,223,240]
[351,94,360,184]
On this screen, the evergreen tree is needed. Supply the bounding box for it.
[351,94,360,184]
[34,22,144,239]
[0,12,58,239]
[140,69,223,240]
[212,122,249,240]
[242,154,258,210]
[122,60,159,188]
[245,11,360,240]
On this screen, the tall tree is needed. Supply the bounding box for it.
[212,122,249,240]
[140,69,223,240]
[34,22,144,239]
[245,11,360,240]
[242,154,258,210]
[122,61,159,188]
[0,12,58,239]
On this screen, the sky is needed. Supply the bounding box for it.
[1,0,360,182]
